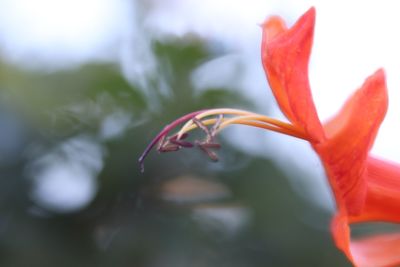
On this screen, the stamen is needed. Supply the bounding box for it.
[178,108,256,138]
[177,108,304,139]
[192,115,223,161]
[218,115,308,140]
[169,133,193,148]
[157,133,193,153]
[193,117,212,140]
[138,110,206,173]
[211,114,224,135]
[196,140,219,161]
[139,108,310,173]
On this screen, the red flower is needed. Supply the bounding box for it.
[139,7,400,267]
[263,7,400,267]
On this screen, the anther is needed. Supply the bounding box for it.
[192,115,223,161]
[196,140,219,162]
[157,133,193,153]
[169,133,193,148]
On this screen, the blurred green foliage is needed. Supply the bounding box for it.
[0,39,350,267]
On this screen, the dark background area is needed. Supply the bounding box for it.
[0,38,351,266]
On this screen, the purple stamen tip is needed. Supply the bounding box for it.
[169,133,193,148]
[138,110,207,173]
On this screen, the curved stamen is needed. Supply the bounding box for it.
[177,108,303,139]
[139,108,310,172]
[218,115,308,140]
[177,116,307,140]
[177,108,255,138]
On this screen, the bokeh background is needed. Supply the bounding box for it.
[2,0,400,266]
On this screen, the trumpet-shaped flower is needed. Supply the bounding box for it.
[139,7,400,267]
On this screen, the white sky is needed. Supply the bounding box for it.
[146,0,400,163]
[0,0,130,67]
[2,0,400,210]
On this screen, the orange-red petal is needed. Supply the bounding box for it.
[349,156,400,223]
[351,232,400,267]
[261,7,324,142]
[331,213,353,261]
[332,213,400,267]
[323,69,388,150]
[263,7,397,267]
[316,70,388,215]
